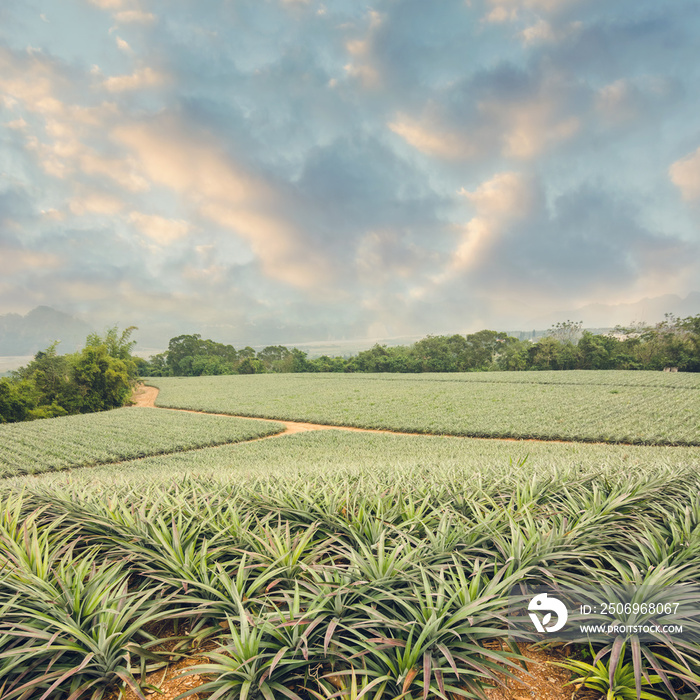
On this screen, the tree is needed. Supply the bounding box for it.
[86,326,139,380]
[464,330,512,370]
[148,352,170,376]
[72,345,132,412]
[412,335,468,372]
[0,379,33,423]
[680,314,700,371]
[13,342,77,410]
[528,337,561,370]
[312,355,347,372]
[166,334,207,375]
[495,339,529,371]
[547,320,583,344]
[290,348,312,373]
[578,331,620,369]
[236,357,265,374]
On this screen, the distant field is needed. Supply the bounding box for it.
[148,371,700,445]
[0,407,284,477]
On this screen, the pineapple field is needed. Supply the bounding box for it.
[148,372,700,445]
[1,372,699,700]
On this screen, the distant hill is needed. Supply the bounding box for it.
[0,306,93,355]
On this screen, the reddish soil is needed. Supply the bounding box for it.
[111,641,581,700]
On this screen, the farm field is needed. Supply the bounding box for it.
[148,371,700,445]
[2,427,700,700]
[2,372,700,700]
[0,406,284,477]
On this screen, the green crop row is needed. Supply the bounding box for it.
[285,370,700,389]
[4,429,700,492]
[148,373,700,445]
[0,406,284,477]
[1,455,699,700]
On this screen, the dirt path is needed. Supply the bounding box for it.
[132,383,619,446]
[133,383,414,438]
[132,384,159,407]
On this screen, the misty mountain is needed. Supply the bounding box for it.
[0,306,93,355]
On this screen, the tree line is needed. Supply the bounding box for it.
[0,328,138,423]
[140,314,700,377]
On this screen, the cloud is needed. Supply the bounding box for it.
[477,183,695,304]
[115,36,131,52]
[0,47,149,192]
[484,6,518,24]
[446,172,538,275]
[495,100,580,160]
[4,117,27,130]
[102,66,165,92]
[0,47,67,116]
[355,230,430,286]
[458,171,538,218]
[521,19,556,43]
[114,116,334,289]
[128,212,191,245]
[342,11,384,88]
[69,189,125,215]
[390,62,585,161]
[88,0,127,8]
[595,79,638,122]
[0,247,62,275]
[669,147,700,201]
[113,10,156,23]
[483,0,579,23]
[388,116,476,159]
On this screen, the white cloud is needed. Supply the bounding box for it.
[114,118,334,289]
[88,0,129,9]
[521,19,582,45]
[342,10,384,89]
[0,248,62,274]
[479,86,581,159]
[113,10,156,23]
[0,50,149,191]
[128,212,190,245]
[4,117,27,130]
[102,66,165,92]
[521,19,556,44]
[483,0,578,23]
[389,117,476,160]
[441,172,537,277]
[69,189,125,215]
[115,36,132,52]
[484,6,518,23]
[669,147,700,201]
[458,171,536,219]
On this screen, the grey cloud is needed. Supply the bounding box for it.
[0,185,34,227]
[291,132,451,281]
[476,184,695,295]
[540,1,700,80]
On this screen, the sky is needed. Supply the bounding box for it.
[1,0,699,349]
